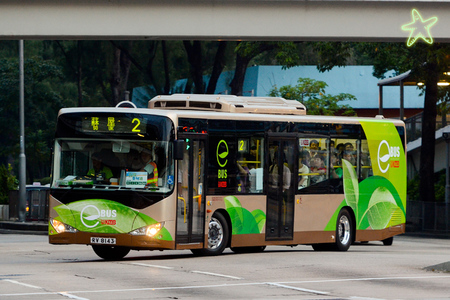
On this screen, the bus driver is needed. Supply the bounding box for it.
[140,150,158,187]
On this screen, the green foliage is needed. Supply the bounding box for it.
[0,164,18,204]
[0,55,66,181]
[407,170,446,202]
[269,77,356,116]
[407,174,420,201]
[235,41,300,69]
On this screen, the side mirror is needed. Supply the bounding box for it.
[173,140,185,160]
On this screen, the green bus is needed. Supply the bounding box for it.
[49,94,406,260]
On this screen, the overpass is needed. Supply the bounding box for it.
[1,0,450,42]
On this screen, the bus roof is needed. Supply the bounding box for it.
[148,94,307,115]
[58,97,404,127]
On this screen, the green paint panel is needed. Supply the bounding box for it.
[224,196,266,235]
[53,199,173,240]
[325,120,406,232]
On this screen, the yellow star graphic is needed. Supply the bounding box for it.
[401,9,438,47]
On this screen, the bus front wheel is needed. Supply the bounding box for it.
[92,245,130,260]
[192,212,229,256]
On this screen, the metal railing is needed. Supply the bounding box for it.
[406,200,450,232]
[9,187,49,221]
[405,113,450,143]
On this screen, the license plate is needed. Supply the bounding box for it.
[90,237,116,245]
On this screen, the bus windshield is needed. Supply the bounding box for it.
[52,138,174,193]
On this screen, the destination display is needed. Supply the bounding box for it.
[81,116,147,134]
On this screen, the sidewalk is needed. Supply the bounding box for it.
[0,221,48,235]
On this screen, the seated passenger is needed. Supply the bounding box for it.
[310,155,326,185]
[342,150,356,166]
[237,154,250,193]
[309,139,320,159]
[330,152,343,179]
[298,151,310,189]
[344,142,354,151]
[335,143,345,156]
[87,152,113,183]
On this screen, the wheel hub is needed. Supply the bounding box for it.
[208,217,223,249]
[338,215,350,245]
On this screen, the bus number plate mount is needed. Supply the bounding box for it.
[90,237,116,245]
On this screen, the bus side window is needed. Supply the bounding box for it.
[360,139,372,179]
[236,138,264,194]
[306,139,328,186]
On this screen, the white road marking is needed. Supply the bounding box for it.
[2,279,42,289]
[350,297,386,300]
[266,282,329,295]
[191,270,242,280]
[1,274,449,297]
[127,262,241,279]
[128,262,174,269]
[277,274,450,285]
[58,292,90,300]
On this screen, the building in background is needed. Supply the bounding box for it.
[133,65,424,119]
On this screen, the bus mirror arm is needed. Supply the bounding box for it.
[174,140,185,160]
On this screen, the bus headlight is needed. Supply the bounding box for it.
[50,218,77,233]
[129,222,165,237]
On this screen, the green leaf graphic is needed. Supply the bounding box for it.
[219,152,228,158]
[380,153,390,163]
[357,176,405,229]
[361,186,399,230]
[252,209,266,233]
[342,159,359,218]
[224,196,244,226]
[227,207,244,234]
[224,196,266,235]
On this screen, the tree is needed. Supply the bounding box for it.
[315,41,450,202]
[0,56,66,182]
[230,42,300,95]
[0,164,18,204]
[110,41,132,106]
[206,41,227,94]
[269,77,356,116]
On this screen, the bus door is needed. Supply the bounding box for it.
[176,134,206,245]
[266,136,296,240]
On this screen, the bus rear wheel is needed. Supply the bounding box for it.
[335,209,353,251]
[92,245,130,260]
[313,208,353,251]
[382,237,394,246]
[192,212,229,256]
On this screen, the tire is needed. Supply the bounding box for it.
[231,246,266,254]
[312,209,353,252]
[191,212,229,256]
[335,209,353,251]
[92,245,130,260]
[311,243,333,251]
[382,236,394,246]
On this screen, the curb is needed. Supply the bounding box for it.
[0,221,48,235]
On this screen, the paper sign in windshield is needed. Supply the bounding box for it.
[125,171,147,188]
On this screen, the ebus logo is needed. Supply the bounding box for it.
[216,140,229,167]
[80,205,117,228]
[81,205,100,228]
[377,140,400,173]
